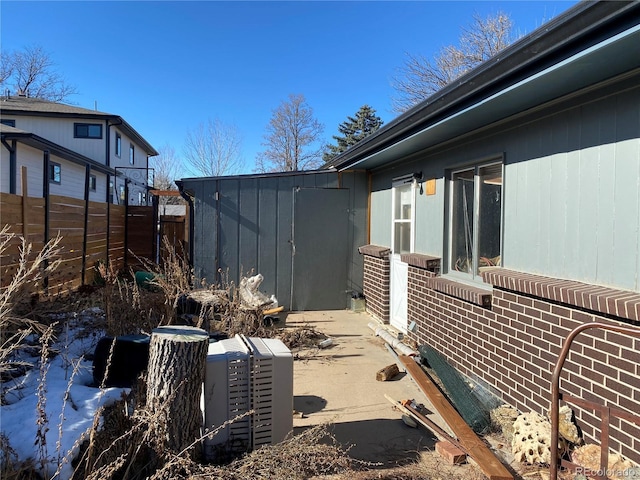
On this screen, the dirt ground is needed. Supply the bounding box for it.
[285,310,517,478]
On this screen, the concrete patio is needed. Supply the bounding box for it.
[287,310,453,467]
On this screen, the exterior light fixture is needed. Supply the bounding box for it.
[412,172,424,195]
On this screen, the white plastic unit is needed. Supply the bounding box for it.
[203,335,293,460]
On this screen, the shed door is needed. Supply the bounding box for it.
[291,187,349,311]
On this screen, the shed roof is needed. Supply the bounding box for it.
[0,95,158,156]
[330,1,640,172]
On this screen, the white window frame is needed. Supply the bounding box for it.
[391,176,416,255]
[446,159,503,283]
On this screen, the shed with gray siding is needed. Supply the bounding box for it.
[177,170,368,311]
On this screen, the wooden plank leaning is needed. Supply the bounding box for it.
[384,394,464,451]
[398,355,513,480]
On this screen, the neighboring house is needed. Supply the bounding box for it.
[330,0,640,464]
[1,94,158,204]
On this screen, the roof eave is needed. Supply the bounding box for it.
[1,131,115,175]
[332,0,640,171]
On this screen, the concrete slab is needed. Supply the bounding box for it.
[288,310,454,467]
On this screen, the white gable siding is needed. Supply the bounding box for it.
[11,116,107,162]
[90,172,108,202]
[48,158,86,200]
[11,144,45,197]
[1,143,108,201]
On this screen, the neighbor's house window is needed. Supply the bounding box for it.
[129,144,135,165]
[89,174,97,191]
[448,161,502,280]
[1,119,16,127]
[119,185,126,203]
[49,162,61,184]
[115,133,122,157]
[74,123,102,139]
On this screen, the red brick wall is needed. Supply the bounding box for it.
[361,250,390,323]
[406,266,640,463]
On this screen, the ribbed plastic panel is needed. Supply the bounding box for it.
[203,336,251,458]
[246,337,276,447]
[203,335,292,461]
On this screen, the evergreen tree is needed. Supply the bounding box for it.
[323,105,383,163]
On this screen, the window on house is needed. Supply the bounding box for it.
[129,144,135,165]
[74,123,102,139]
[49,162,61,184]
[1,119,16,127]
[449,162,502,279]
[115,133,121,157]
[119,185,126,203]
[392,182,414,254]
[89,174,97,191]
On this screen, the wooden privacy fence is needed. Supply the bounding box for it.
[0,191,156,294]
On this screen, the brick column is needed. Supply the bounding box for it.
[359,245,390,323]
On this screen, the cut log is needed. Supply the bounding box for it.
[376,363,400,381]
[399,355,513,480]
[146,325,209,458]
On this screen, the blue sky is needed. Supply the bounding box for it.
[1,1,577,176]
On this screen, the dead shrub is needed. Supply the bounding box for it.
[278,324,327,350]
[95,261,164,337]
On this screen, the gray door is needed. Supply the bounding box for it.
[291,187,349,311]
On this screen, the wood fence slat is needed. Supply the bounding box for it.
[1,191,161,289]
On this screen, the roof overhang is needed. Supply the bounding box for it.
[1,129,115,175]
[333,1,640,172]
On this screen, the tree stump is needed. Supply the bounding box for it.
[146,325,209,457]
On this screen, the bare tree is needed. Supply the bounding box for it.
[0,45,77,101]
[256,94,324,172]
[0,52,14,86]
[150,144,184,205]
[183,118,244,177]
[392,12,513,113]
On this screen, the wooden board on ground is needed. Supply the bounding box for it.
[399,355,514,480]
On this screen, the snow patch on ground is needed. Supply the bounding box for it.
[1,308,129,479]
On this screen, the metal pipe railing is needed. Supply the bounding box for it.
[550,322,640,480]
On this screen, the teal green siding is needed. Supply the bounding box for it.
[367,78,640,292]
